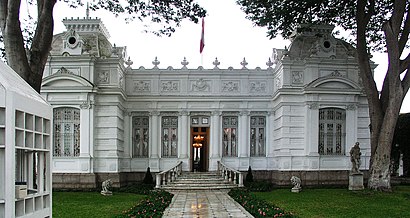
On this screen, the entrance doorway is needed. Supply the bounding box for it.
[191,127,209,172]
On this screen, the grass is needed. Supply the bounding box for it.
[52,191,145,218]
[253,186,410,218]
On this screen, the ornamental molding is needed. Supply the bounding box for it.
[291,71,303,84]
[211,110,222,116]
[80,100,93,109]
[179,110,189,116]
[129,111,150,116]
[222,81,240,92]
[191,78,210,92]
[275,75,282,89]
[119,74,124,88]
[249,81,266,93]
[346,104,358,110]
[190,111,212,116]
[98,71,109,83]
[239,110,251,116]
[56,67,74,75]
[134,80,151,92]
[149,110,160,116]
[161,81,179,92]
[160,111,179,116]
[222,111,240,116]
[250,111,268,116]
[308,102,319,110]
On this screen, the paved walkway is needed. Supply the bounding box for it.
[162,190,253,218]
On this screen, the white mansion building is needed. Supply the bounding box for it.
[42,17,372,188]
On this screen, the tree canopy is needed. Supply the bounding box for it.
[237,0,410,190]
[0,0,206,92]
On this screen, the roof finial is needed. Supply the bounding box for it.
[86,2,90,19]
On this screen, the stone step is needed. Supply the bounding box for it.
[175,179,227,184]
[162,184,238,191]
[159,171,239,191]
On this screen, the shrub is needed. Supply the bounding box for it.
[115,190,173,218]
[115,183,154,195]
[229,188,294,218]
[143,167,154,184]
[245,180,274,192]
[246,166,254,183]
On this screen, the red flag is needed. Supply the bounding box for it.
[200,18,205,53]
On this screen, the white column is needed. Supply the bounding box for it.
[124,113,131,157]
[180,110,189,158]
[150,111,160,158]
[306,103,319,155]
[79,103,91,157]
[210,110,221,158]
[345,104,358,153]
[239,110,249,157]
[266,110,275,157]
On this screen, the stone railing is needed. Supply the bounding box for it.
[217,161,244,187]
[155,161,183,188]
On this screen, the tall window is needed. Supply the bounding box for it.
[222,116,238,157]
[132,116,149,157]
[250,116,266,156]
[53,107,80,157]
[162,116,178,157]
[319,108,346,155]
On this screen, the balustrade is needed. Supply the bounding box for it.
[217,161,244,187]
[155,161,183,188]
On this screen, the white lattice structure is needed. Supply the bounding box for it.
[0,61,52,217]
[42,17,372,188]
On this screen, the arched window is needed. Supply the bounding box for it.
[53,107,80,157]
[319,108,346,155]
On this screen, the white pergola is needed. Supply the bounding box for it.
[0,61,52,217]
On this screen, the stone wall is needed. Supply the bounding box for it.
[53,172,147,189]
[251,170,369,187]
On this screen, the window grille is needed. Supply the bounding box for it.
[222,116,238,157]
[319,108,345,155]
[132,116,149,157]
[162,116,178,157]
[250,116,266,156]
[53,107,80,157]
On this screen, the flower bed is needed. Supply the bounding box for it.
[228,188,294,218]
[114,190,173,218]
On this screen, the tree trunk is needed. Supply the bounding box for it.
[0,0,55,93]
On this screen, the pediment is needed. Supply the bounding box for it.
[305,76,361,91]
[42,73,94,88]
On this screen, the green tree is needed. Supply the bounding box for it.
[237,0,410,191]
[0,0,206,92]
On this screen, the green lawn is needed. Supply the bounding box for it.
[52,192,145,218]
[253,186,410,218]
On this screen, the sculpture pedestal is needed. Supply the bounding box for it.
[349,173,364,191]
[101,191,112,196]
[291,187,302,193]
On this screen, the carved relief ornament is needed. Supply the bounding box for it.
[134,80,151,92]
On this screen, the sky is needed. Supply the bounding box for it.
[46,0,410,113]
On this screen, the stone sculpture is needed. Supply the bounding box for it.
[101,179,113,196]
[290,176,302,193]
[349,142,362,173]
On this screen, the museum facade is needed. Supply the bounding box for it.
[41,17,372,188]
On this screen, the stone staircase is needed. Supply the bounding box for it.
[161,171,239,191]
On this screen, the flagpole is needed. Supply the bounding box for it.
[200,17,205,66]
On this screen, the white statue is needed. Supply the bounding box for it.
[290,176,302,192]
[101,179,113,196]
